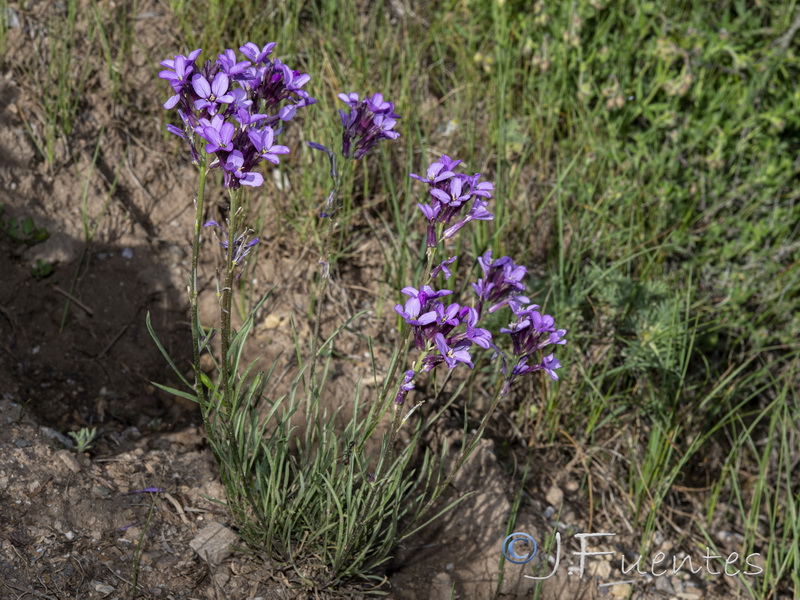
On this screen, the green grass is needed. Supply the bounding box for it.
[4,0,140,165]
[0,0,10,59]
[6,0,799,595]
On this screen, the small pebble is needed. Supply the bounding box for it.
[94,582,115,594]
[55,450,82,474]
[189,522,238,565]
[91,485,111,497]
[587,560,611,578]
[121,247,133,259]
[546,485,564,506]
[655,576,674,593]
[609,583,632,598]
[40,426,74,448]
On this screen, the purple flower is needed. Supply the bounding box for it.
[442,199,494,239]
[394,285,451,328]
[204,220,260,266]
[431,176,471,207]
[394,283,496,374]
[433,302,462,328]
[159,54,196,109]
[166,123,185,138]
[464,172,494,198]
[431,256,457,280]
[338,92,360,108]
[280,63,311,91]
[160,48,202,70]
[462,307,493,349]
[531,310,555,333]
[466,324,493,349]
[228,89,255,116]
[500,304,567,388]
[410,155,495,248]
[217,49,251,77]
[395,370,416,405]
[160,45,311,181]
[365,92,393,113]
[433,334,474,370]
[124,487,164,495]
[409,156,457,185]
[338,92,401,159]
[471,250,530,316]
[223,150,264,187]
[509,354,561,381]
[243,57,315,126]
[161,46,290,127]
[197,115,235,154]
[248,127,290,164]
[542,354,561,380]
[192,72,235,115]
[239,42,276,64]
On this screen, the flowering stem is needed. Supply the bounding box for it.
[220,188,240,414]
[334,245,439,577]
[402,379,511,536]
[376,247,436,438]
[211,187,269,537]
[307,162,346,404]
[190,157,209,411]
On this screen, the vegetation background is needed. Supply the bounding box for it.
[0,0,797,598]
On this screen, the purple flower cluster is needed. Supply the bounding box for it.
[394,285,492,373]
[393,249,566,405]
[159,44,315,189]
[501,305,567,383]
[338,93,400,160]
[472,250,530,316]
[410,155,495,247]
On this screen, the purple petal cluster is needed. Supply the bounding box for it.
[501,305,567,383]
[394,285,492,372]
[394,370,416,405]
[159,44,314,189]
[338,93,400,159]
[431,256,457,280]
[410,155,495,247]
[204,220,259,266]
[472,250,530,316]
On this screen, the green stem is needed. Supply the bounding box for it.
[190,157,209,412]
[307,164,345,407]
[215,188,269,539]
[220,188,238,414]
[403,380,511,536]
[334,245,439,577]
[365,245,438,450]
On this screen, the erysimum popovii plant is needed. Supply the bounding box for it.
[149,43,567,591]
